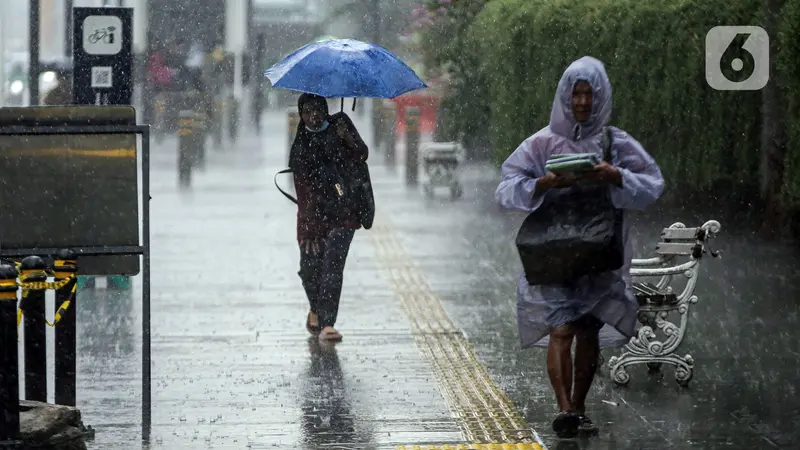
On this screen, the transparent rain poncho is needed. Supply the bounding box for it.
[495,56,665,349]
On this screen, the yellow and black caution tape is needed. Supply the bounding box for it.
[19,275,74,291]
[1,258,80,327]
[16,283,77,328]
[13,274,77,327]
[47,283,77,327]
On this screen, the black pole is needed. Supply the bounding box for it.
[65,0,74,58]
[28,0,40,106]
[54,250,78,406]
[386,103,397,166]
[20,256,47,402]
[252,33,265,134]
[0,264,20,442]
[178,109,196,187]
[405,107,421,185]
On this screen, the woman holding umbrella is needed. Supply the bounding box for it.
[291,93,368,342]
[267,38,427,341]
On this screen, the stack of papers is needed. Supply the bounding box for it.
[545,153,600,174]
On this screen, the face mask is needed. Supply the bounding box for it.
[305,121,329,133]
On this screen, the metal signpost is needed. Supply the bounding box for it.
[72,7,133,106]
[0,106,152,441]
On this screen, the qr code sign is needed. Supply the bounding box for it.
[91,66,113,88]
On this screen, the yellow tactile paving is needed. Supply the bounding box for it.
[396,444,544,450]
[369,218,544,450]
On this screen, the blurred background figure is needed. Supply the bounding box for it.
[182,40,206,91]
[144,41,176,126]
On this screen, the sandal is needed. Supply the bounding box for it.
[319,326,343,342]
[552,411,579,439]
[577,414,598,436]
[306,312,320,335]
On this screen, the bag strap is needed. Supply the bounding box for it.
[602,126,614,163]
[601,128,623,213]
[273,169,297,204]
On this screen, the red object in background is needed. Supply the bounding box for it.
[147,51,173,87]
[388,89,442,136]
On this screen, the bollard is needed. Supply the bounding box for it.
[405,107,421,185]
[211,95,224,148]
[177,109,199,186]
[188,93,208,168]
[374,101,390,155]
[19,255,47,403]
[153,96,167,144]
[371,100,383,155]
[384,103,397,166]
[54,249,77,407]
[0,263,20,441]
[195,109,208,169]
[287,108,299,164]
[228,96,239,143]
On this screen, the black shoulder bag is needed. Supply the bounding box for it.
[514,127,625,285]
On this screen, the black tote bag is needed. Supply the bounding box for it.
[515,127,624,285]
[348,159,375,229]
[328,112,375,229]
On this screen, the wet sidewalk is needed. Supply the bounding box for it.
[64,108,800,450]
[68,110,540,450]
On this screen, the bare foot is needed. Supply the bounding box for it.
[319,326,342,342]
[306,312,320,334]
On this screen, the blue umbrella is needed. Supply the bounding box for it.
[264,39,427,99]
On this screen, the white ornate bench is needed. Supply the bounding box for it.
[606,220,721,387]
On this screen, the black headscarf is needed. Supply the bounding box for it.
[288,93,367,185]
[288,93,331,174]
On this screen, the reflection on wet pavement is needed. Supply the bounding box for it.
[300,339,360,448]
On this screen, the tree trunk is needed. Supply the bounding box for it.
[760,0,788,237]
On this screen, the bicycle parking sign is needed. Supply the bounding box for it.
[82,15,122,55]
[73,7,132,105]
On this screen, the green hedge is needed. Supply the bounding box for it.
[780,0,800,205]
[463,0,798,202]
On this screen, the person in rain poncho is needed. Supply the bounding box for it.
[495,56,664,438]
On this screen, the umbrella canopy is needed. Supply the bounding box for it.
[264,38,427,99]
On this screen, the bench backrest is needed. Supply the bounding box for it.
[631,220,721,271]
[655,226,710,259]
[631,221,721,301]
